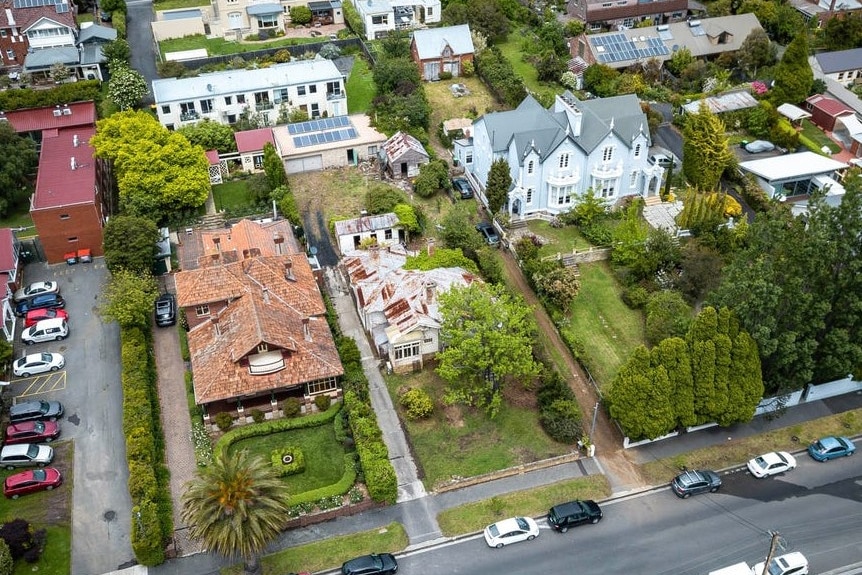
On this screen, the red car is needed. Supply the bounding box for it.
[4,468,62,499]
[24,308,69,328]
[4,421,61,445]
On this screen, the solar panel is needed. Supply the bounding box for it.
[690,25,706,37]
[591,33,669,63]
[289,118,360,148]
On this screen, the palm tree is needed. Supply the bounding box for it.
[181,449,290,575]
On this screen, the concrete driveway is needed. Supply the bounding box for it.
[126,0,158,104]
[8,260,132,575]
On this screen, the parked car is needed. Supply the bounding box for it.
[24,308,68,329]
[483,517,540,548]
[547,499,602,532]
[744,140,776,154]
[649,153,673,168]
[99,9,111,21]
[341,553,398,575]
[451,178,474,199]
[475,222,500,246]
[154,293,177,327]
[752,552,809,575]
[9,400,64,423]
[21,318,69,345]
[14,293,65,317]
[4,421,61,445]
[0,444,54,469]
[13,281,59,303]
[4,468,62,499]
[671,469,722,498]
[807,436,855,461]
[12,353,65,378]
[747,451,796,478]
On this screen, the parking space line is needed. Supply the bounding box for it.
[11,371,67,397]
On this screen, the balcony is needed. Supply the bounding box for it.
[546,168,580,186]
[255,101,274,111]
[180,111,199,121]
[327,90,345,101]
[590,161,623,180]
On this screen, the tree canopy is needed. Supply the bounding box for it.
[177,120,238,154]
[436,283,540,416]
[770,32,813,107]
[100,268,159,329]
[486,158,512,215]
[0,122,37,218]
[681,103,735,191]
[107,66,148,111]
[103,215,160,275]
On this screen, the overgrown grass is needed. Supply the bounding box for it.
[0,209,35,235]
[437,475,610,536]
[526,220,592,258]
[384,370,571,490]
[346,57,375,114]
[496,32,558,104]
[228,425,345,494]
[221,522,408,575]
[159,34,321,58]
[639,408,862,486]
[560,261,645,389]
[212,180,251,211]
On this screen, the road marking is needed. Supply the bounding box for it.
[11,371,67,397]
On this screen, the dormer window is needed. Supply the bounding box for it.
[196,305,210,317]
[248,350,285,374]
[257,343,269,353]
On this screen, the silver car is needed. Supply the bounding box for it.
[0,444,54,469]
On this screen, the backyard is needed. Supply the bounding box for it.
[497,31,558,104]
[423,76,501,157]
[158,33,327,58]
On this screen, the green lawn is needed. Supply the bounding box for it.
[346,57,375,114]
[526,220,592,259]
[561,261,645,390]
[212,180,251,211]
[799,118,842,154]
[385,371,571,490]
[496,33,559,104]
[228,424,345,494]
[155,0,209,10]
[159,34,322,58]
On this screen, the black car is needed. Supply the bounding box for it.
[475,222,500,246]
[451,177,474,199]
[15,293,65,318]
[547,500,603,532]
[99,10,112,21]
[9,400,64,423]
[154,293,177,327]
[341,553,398,575]
[671,469,722,498]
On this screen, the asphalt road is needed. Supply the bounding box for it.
[395,455,862,575]
[9,261,131,575]
[126,0,158,104]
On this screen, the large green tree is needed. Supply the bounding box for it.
[485,158,511,215]
[181,450,290,575]
[608,346,676,441]
[103,215,160,275]
[736,29,775,79]
[770,32,813,107]
[177,120,237,153]
[436,283,540,416]
[262,142,287,191]
[100,269,159,329]
[681,103,735,191]
[442,0,510,44]
[107,65,148,111]
[0,122,37,218]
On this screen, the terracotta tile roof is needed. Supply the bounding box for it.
[0,102,96,133]
[188,291,342,405]
[196,219,301,267]
[32,127,96,210]
[0,1,77,32]
[235,128,275,153]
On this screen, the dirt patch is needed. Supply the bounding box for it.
[424,77,503,159]
[502,382,538,410]
[444,404,465,428]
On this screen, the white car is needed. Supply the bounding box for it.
[747,451,796,478]
[752,551,809,575]
[13,281,59,303]
[483,517,540,548]
[13,353,65,378]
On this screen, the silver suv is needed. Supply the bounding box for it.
[671,469,721,498]
[0,444,54,469]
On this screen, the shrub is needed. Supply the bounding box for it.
[250,408,266,423]
[283,397,302,417]
[540,399,584,443]
[622,285,650,309]
[271,446,306,476]
[287,453,357,506]
[214,411,234,431]
[215,402,342,455]
[314,394,332,412]
[399,387,434,419]
[439,71,453,81]
[362,458,398,503]
[0,519,46,563]
[0,540,12,575]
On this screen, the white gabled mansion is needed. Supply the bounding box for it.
[152,58,346,129]
[455,92,664,218]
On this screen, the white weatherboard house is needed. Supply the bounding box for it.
[456,92,662,218]
[151,58,346,129]
[351,0,440,40]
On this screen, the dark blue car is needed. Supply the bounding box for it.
[808,436,855,461]
[15,293,65,318]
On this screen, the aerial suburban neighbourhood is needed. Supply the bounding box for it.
[0,0,861,574]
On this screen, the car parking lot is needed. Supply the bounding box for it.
[4,259,132,575]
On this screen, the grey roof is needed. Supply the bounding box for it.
[681,90,759,114]
[77,23,117,44]
[79,44,107,66]
[478,92,647,162]
[247,2,280,14]
[23,46,79,71]
[335,212,400,236]
[412,24,474,60]
[151,59,342,103]
[815,48,862,75]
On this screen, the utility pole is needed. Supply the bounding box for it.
[758,531,782,575]
[590,401,600,437]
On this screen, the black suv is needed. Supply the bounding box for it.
[341,553,397,575]
[475,222,500,246]
[9,400,64,423]
[451,178,474,200]
[671,469,721,498]
[15,293,65,317]
[154,293,177,327]
[547,499,603,532]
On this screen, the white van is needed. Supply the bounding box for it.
[21,318,69,345]
[649,153,673,168]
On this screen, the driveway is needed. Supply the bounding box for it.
[126,0,158,104]
[8,260,132,575]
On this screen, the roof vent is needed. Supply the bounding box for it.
[62,107,71,115]
[70,157,76,170]
[657,24,669,31]
[73,134,78,147]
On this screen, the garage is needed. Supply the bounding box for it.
[286,155,324,173]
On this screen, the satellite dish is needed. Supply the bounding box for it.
[206,83,213,92]
[309,246,318,255]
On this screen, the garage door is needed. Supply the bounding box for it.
[286,155,324,173]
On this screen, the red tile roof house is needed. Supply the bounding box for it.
[0,0,78,76]
[0,228,23,341]
[804,94,854,132]
[175,219,342,423]
[0,102,107,263]
[235,128,276,173]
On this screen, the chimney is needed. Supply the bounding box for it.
[273,233,284,255]
[210,253,220,264]
[262,286,270,303]
[284,260,295,281]
[425,281,436,303]
[302,317,311,340]
[212,236,221,254]
[212,315,221,336]
[242,249,251,259]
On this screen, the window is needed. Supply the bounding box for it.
[60,214,70,220]
[326,80,341,96]
[838,72,845,80]
[257,343,269,353]
[671,11,683,18]
[601,2,611,6]
[67,236,78,242]
[257,14,278,28]
[629,171,638,188]
[166,124,175,131]
[383,229,393,240]
[224,96,233,105]
[589,23,601,31]
[372,15,388,24]
[552,185,574,206]
[195,305,210,317]
[309,84,317,94]
[394,342,421,360]
[5,49,13,60]
[634,143,642,158]
[368,145,378,155]
[623,18,634,26]
[527,160,534,174]
[310,103,320,118]
[297,85,306,96]
[253,154,264,169]
[526,188,534,204]
[0,30,6,38]
[465,151,473,164]
[558,153,570,169]
[275,88,289,102]
[227,114,237,124]
[598,178,616,198]
[161,105,170,114]
[602,146,614,162]
[307,377,338,395]
[180,102,196,114]
[427,7,432,15]
[200,99,213,113]
[237,94,246,104]
[248,351,284,374]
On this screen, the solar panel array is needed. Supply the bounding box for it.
[592,34,670,64]
[13,0,69,10]
[288,116,357,148]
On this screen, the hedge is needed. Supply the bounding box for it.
[0,81,101,111]
[287,453,358,506]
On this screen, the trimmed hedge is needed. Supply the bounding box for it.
[270,447,306,476]
[287,453,358,506]
[0,81,101,111]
